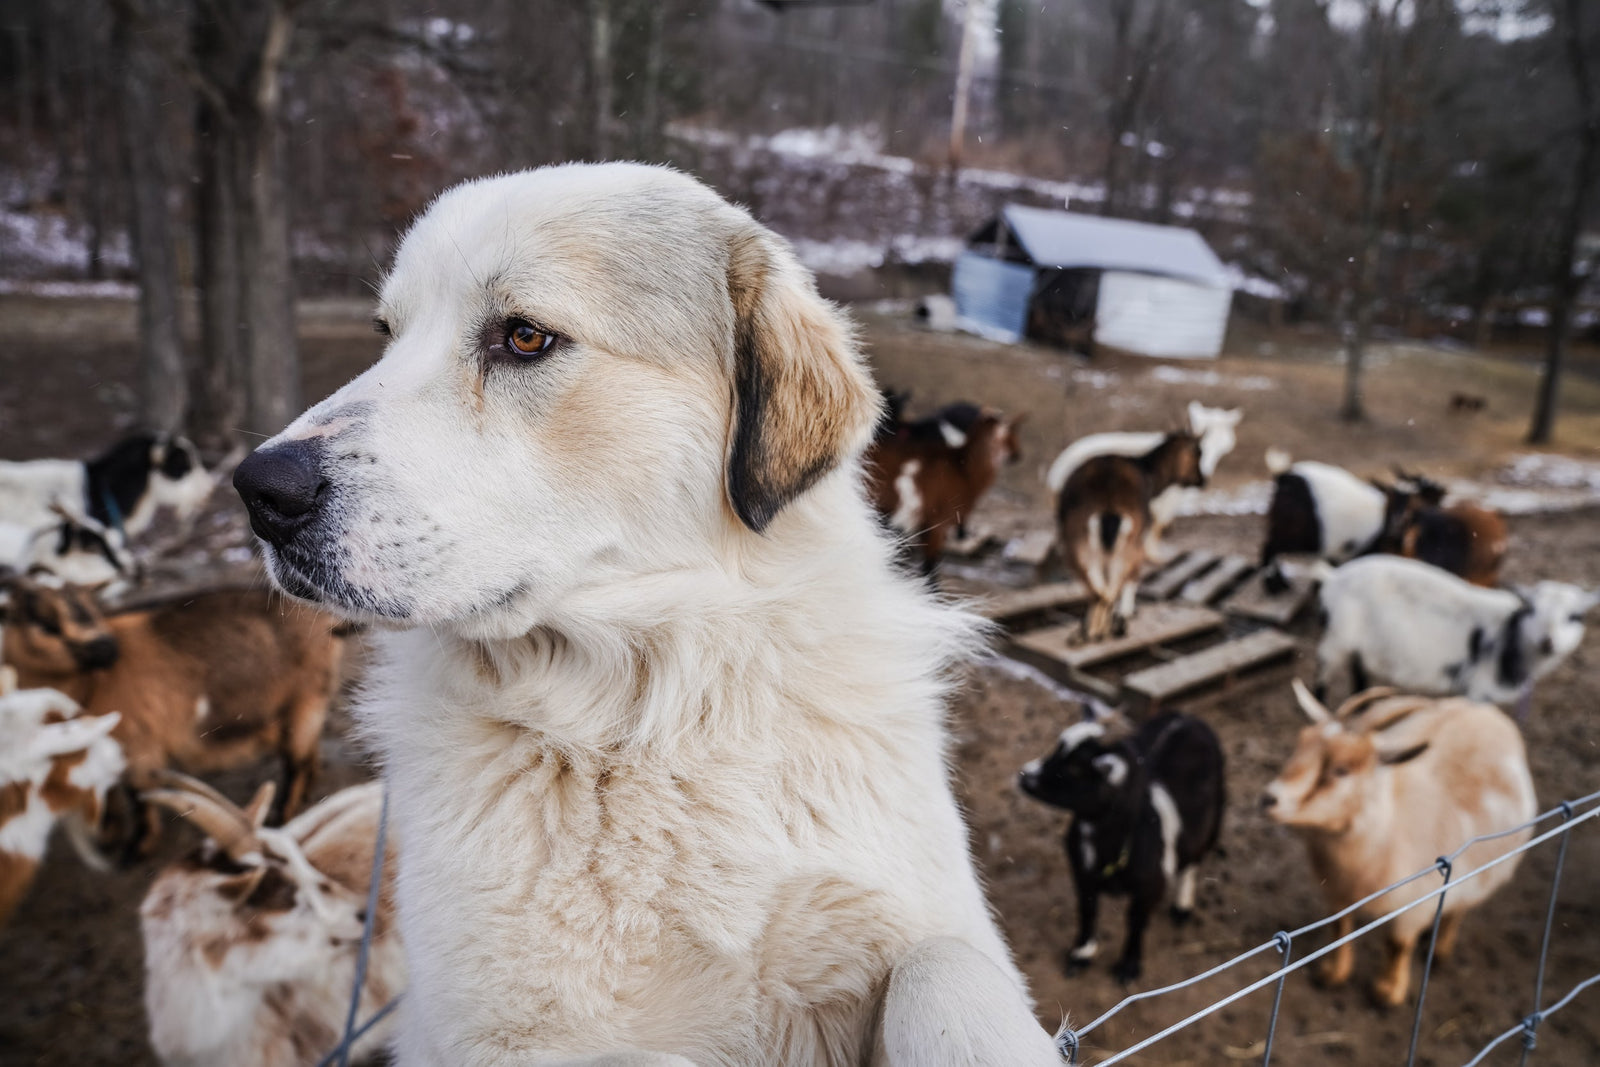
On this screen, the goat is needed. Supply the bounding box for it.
[0,666,124,924]
[1056,432,1203,641]
[1044,402,1241,561]
[0,506,139,590]
[1314,555,1597,709]
[141,772,402,1066]
[1377,470,1508,587]
[1259,451,1390,590]
[0,432,213,539]
[1263,682,1535,1007]
[1018,711,1225,984]
[865,404,1025,572]
[1,578,348,846]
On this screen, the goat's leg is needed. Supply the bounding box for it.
[1431,911,1464,964]
[1111,888,1155,985]
[872,937,1064,1067]
[1371,930,1417,1008]
[1313,914,1355,988]
[1066,879,1101,975]
[277,696,329,823]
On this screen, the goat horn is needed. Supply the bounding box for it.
[141,770,260,862]
[1332,686,1402,719]
[1290,679,1332,724]
[0,666,16,696]
[242,781,276,831]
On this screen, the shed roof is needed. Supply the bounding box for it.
[998,204,1228,286]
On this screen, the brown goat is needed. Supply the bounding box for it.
[865,404,1025,573]
[1,579,347,847]
[1378,473,1508,587]
[1056,432,1203,642]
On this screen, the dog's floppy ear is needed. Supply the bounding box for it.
[725,230,879,533]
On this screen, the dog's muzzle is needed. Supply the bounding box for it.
[234,440,328,548]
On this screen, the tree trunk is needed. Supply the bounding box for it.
[115,3,187,434]
[640,1,667,158]
[1530,0,1599,445]
[189,8,243,450]
[236,103,300,436]
[589,0,613,159]
[949,0,980,171]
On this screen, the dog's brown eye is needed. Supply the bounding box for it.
[507,322,555,358]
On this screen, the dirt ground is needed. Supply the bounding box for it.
[0,295,1597,1065]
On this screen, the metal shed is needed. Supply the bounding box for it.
[952,204,1233,359]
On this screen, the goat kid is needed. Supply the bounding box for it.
[141,772,402,1067]
[1263,682,1535,1007]
[1018,711,1224,984]
[1315,555,1596,709]
[866,404,1024,572]
[0,432,212,539]
[0,666,124,923]
[1,578,346,845]
[1044,402,1240,562]
[0,508,139,590]
[1376,471,1507,587]
[1056,432,1203,642]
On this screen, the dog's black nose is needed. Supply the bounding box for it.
[234,440,327,545]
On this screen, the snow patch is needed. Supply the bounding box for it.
[1148,366,1275,391]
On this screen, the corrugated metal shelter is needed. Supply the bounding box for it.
[952,204,1233,359]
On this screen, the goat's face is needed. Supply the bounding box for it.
[147,435,214,523]
[1523,581,1598,678]
[233,165,878,638]
[1017,720,1128,816]
[28,520,135,589]
[0,578,118,676]
[1261,723,1376,833]
[145,834,368,978]
[1187,402,1241,479]
[988,412,1025,467]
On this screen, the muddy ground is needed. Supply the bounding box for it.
[0,296,1596,1065]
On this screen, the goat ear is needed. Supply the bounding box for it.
[1291,679,1333,724]
[1092,753,1128,787]
[243,781,276,830]
[30,711,120,761]
[1377,740,1429,766]
[725,230,880,533]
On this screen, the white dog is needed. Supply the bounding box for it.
[234,164,1063,1066]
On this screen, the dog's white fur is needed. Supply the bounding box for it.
[249,164,1061,1066]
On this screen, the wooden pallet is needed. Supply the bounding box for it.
[1012,602,1223,670]
[1122,629,1298,709]
[1221,568,1316,626]
[978,581,1090,624]
[1180,555,1256,605]
[989,548,1302,709]
[1140,551,1220,601]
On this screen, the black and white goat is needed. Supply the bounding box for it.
[0,432,212,539]
[1017,712,1225,983]
[1259,451,1390,582]
[0,508,138,588]
[1315,555,1597,709]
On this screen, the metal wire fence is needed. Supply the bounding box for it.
[1055,788,1600,1067]
[316,788,1600,1066]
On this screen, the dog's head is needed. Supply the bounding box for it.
[234,165,880,636]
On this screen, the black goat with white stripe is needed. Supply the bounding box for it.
[1018,712,1224,984]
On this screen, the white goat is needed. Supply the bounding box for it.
[1264,683,1535,1006]
[140,773,401,1067]
[1315,555,1597,707]
[1044,401,1241,560]
[0,666,124,923]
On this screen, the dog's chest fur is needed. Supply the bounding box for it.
[365,632,996,1066]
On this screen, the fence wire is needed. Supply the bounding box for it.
[317,789,1599,1067]
[1057,789,1600,1067]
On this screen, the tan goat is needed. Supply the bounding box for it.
[1055,432,1203,642]
[0,666,124,923]
[141,772,402,1066]
[1262,682,1536,1007]
[1,578,347,847]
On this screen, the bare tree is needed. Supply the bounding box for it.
[111,0,186,434]
[1099,0,1172,217]
[1530,0,1600,444]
